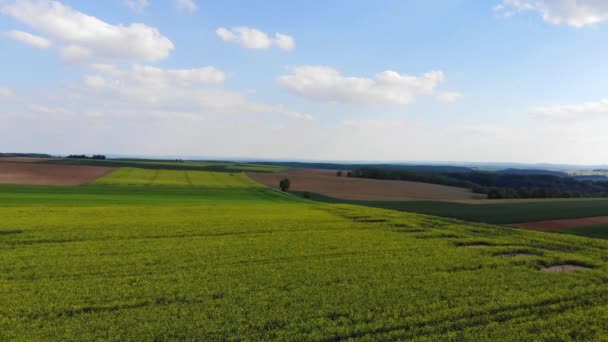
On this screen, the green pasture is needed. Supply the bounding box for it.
[3,170,608,340]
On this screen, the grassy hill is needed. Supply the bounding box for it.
[2,169,608,340]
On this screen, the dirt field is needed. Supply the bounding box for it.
[0,162,115,186]
[0,157,54,163]
[512,217,608,231]
[247,168,479,201]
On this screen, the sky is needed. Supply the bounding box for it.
[1,0,608,164]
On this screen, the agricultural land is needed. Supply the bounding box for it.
[2,160,608,339]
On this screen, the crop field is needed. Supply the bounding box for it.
[559,224,608,239]
[3,173,608,340]
[248,168,480,201]
[44,158,286,173]
[94,168,263,188]
[295,191,608,225]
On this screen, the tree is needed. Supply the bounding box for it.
[336,171,343,177]
[279,178,291,192]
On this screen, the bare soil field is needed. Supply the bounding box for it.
[0,162,115,186]
[247,168,478,201]
[512,216,608,231]
[0,157,54,163]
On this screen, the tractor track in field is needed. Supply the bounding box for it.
[184,171,193,186]
[323,289,608,341]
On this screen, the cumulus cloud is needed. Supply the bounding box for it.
[278,66,454,105]
[216,27,296,51]
[176,0,197,12]
[495,0,608,27]
[529,98,608,120]
[1,0,174,63]
[3,30,52,48]
[0,88,13,97]
[76,64,312,121]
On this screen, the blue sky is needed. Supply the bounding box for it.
[2,0,608,164]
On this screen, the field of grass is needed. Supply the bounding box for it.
[292,191,608,225]
[93,168,263,188]
[4,173,608,339]
[43,158,286,173]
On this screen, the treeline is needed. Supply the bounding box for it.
[351,167,608,199]
[67,154,107,160]
[0,153,53,158]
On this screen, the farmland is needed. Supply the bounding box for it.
[0,161,114,186]
[248,168,480,201]
[3,168,608,340]
[43,158,286,173]
[94,168,262,188]
[294,191,608,225]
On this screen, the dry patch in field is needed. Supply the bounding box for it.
[542,264,591,272]
[0,162,115,186]
[511,217,608,231]
[247,168,478,201]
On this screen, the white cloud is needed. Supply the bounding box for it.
[0,88,13,97]
[1,0,174,63]
[436,91,464,103]
[495,0,608,27]
[124,0,149,12]
[3,30,52,48]
[278,66,450,105]
[216,27,296,51]
[76,63,311,121]
[529,98,608,120]
[274,33,296,51]
[176,0,197,12]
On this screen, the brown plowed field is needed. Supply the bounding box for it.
[0,157,54,163]
[0,162,115,186]
[247,168,479,201]
[512,217,608,231]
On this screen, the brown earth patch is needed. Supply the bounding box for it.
[247,168,478,201]
[511,217,608,231]
[0,162,115,186]
[542,265,591,272]
[0,157,54,163]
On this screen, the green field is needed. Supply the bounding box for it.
[94,168,263,188]
[42,158,286,173]
[3,171,608,340]
[560,224,608,239]
[292,191,608,225]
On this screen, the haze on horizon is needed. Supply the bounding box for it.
[1,0,608,165]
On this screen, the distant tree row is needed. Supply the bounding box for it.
[351,167,608,199]
[67,154,107,160]
[336,171,353,177]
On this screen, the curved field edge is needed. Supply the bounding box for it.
[2,184,608,340]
